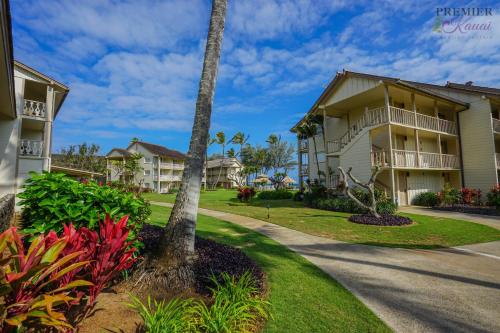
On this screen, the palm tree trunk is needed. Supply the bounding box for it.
[157,0,227,289]
[312,136,321,183]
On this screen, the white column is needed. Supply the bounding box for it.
[43,86,55,171]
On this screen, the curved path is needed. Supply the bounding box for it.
[152,201,500,333]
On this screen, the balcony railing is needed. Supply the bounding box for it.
[496,153,500,169]
[327,106,457,154]
[160,163,184,170]
[372,149,459,169]
[493,117,500,133]
[19,139,43,157]
[23,99,46,118]
[159,174,182,181]
[300,165,309,175]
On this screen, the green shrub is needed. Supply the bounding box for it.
[257,189,293,200]
[439,183,461,205]
[18,172,150,250]
[128,295,194,333]
[412,192,440,207]
[487,185,500,209]
[130,271,270,333]
[293,191,304,201]
[376,200,397,215]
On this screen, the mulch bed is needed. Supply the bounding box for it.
[432,205,500,216]
[349,214,413,226]
[139,224,266,295]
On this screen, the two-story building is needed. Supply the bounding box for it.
[205,157,245,189]
[0,0,69,199]
[106,141,186,193]
[292,70,499,205]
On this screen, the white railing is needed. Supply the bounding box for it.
[371,150,388,167]
[23,99,46,118]
[19,139,43,157]
[371,149,459,169]
[159,174,182,181]
[496,153,500,169]
[492,117,500,133]
[393,149,418,168]
[389,107,415,127]
[327,106,457,154]
[160,163,184,170]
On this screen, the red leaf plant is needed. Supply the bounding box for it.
[46,215,138,309]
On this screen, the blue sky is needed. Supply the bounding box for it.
[10,0,500,166]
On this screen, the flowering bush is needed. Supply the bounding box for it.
[487,185,500,209]
[460,188,482,205]
[237,187,256,202]
[438,183,461,205]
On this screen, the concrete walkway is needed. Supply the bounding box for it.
[398,206,500,230]
[152,201,500,333]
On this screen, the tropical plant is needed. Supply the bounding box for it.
[157,0,228,290]
[110,152,144,186]
[487,185,500,209]
[18,172,150,251]
[296,115,324,182]
[211,131,227,189]
[266,135,296,175]
[412,192,440,207]
[237,187,256,202]
[268,172,287,190]
[129,295,194,333]
[191,272,270,333]
[460,188,482,205]
[0,227,92,331]
[438,183,461,205]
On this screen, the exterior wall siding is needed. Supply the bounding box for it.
[339,131,372,183]
[325,77,379,105]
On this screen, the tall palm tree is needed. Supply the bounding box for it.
[297,116,323,183]
[156,0,227,290]
[212,131,226,189]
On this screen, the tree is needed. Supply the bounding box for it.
[338,166,382,218]
[266,134,296,174]
[54,143,106,173]
[154,0,227,290]
[212,131,226,189]
[297,115,324,183]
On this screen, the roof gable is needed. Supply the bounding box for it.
[129,141,186,160]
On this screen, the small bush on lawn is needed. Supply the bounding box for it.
[18,172,150,250]
[487,185,500,209]
[257,189,293,200]
[130,271,270,333]
[237,187,256,202]
[293,190,304,201]
[412,192,440,207]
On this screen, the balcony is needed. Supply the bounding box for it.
[371,149,459,169]
[327,106,457,154]
[160,163,184,170]
[19,139,43,157]
[300,165,309,175]
[493,117,500,133]
[159,174,182,181]
[23,99,46,119]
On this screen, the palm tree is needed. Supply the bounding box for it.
[212,131,226,189]
[155,0,228,290]
[297,116,323,183]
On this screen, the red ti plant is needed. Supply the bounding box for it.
[0,227,92,331]
[87,215,137,306]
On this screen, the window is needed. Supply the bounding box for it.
[144,157,152,163]
[144,183,150,188]
[144,170,151,176]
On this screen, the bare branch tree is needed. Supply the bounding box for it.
[338,166,382,218]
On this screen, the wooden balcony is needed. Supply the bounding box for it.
[371,149,459,169]
[23,99,46,119]
[19,139,43,157]
[327,106,457,154]
[299,140,309,152]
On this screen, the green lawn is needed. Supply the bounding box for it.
[150,205,392,333]
[144,190,500,249]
